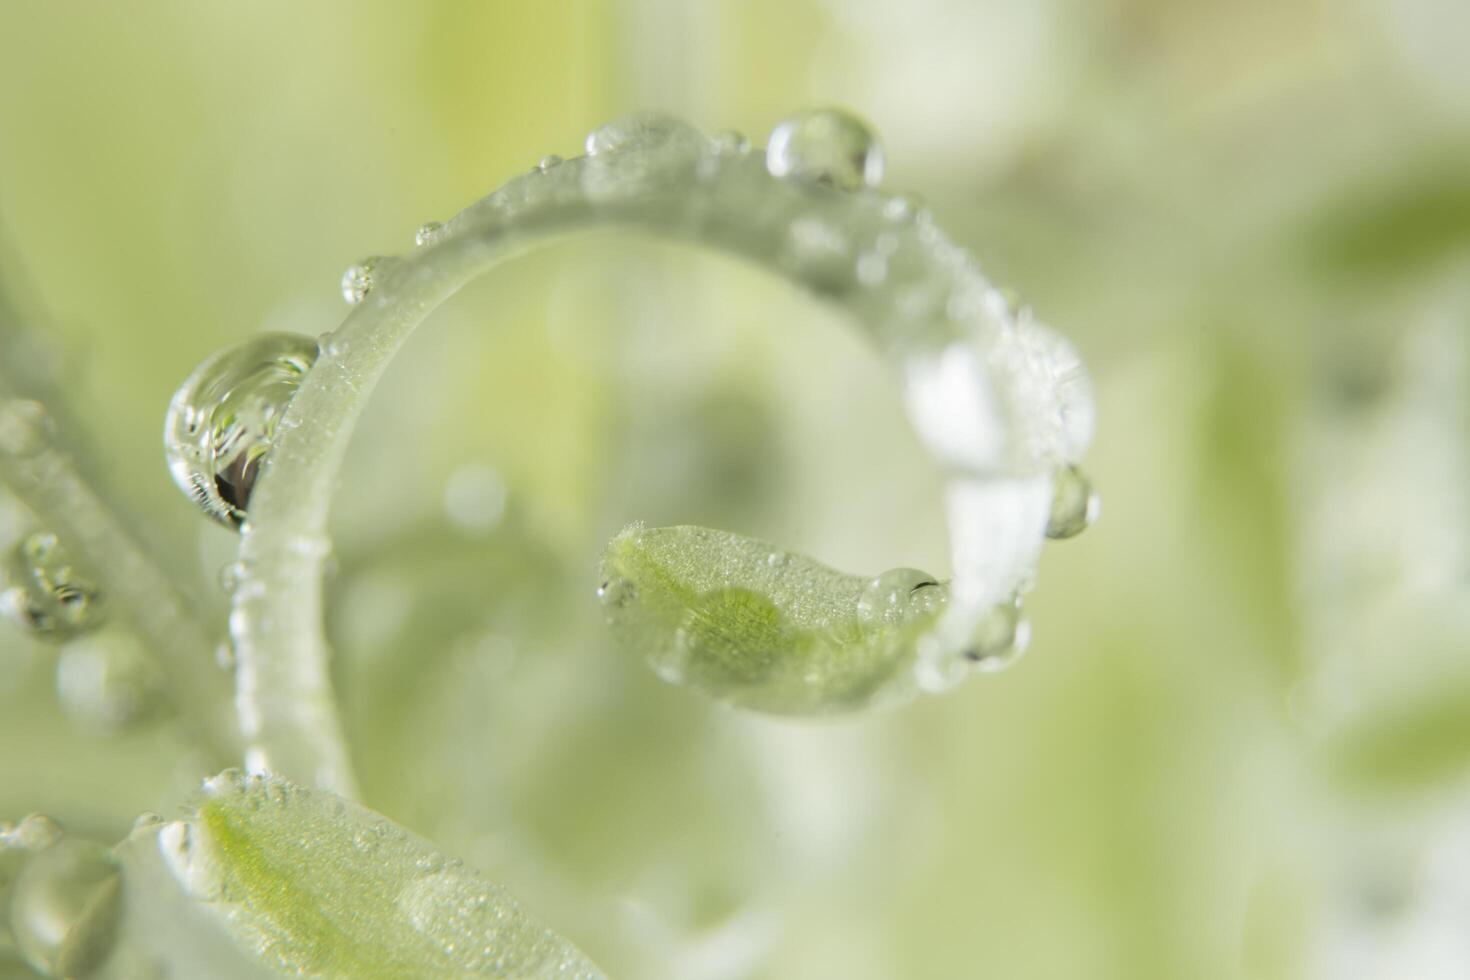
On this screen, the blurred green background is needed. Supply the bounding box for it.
[2,1,1469,977]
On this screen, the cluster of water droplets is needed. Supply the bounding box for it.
[855,567,1031,673]
[149,107,1097,716]
[0,527,164,733]
[0,531,103,642]
[1,815,122,978]
[163,332,320,529]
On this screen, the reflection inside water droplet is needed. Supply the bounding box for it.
[962,596,1030,673]
[1045,464,1099,540]
[341,256,396,305]
[766,108,884,191]
[0,532,104,642]
[856,568,947,627]
[163,332,320,529]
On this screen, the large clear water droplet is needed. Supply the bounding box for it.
[9,838,121,979]
[584,113,699,157]
[766,109,885,191]
[856,568,947,627]
[55,630,161,732]
[1045,464,1100,540]
[163,332,320,529]
[0,532,104,642]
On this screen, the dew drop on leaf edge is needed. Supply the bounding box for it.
[162,332,320,530]
[1046,464,1100,540]
[766,108,885,191]
[856,568,946,628]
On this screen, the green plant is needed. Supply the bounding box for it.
[0,110,1094,978]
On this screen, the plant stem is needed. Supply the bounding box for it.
[0,379,239,765]
[233,127,1078,795]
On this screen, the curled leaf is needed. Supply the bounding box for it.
[599,525,948,714]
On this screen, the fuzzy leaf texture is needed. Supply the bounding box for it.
[113,772,603,979]
[600,524,945,714]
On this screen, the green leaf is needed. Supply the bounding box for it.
[157,771,604,979]
[599,524,945,715]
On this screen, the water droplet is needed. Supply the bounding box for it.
[856,250,889,286]
[962,597,1030,672]
[584,113,699,156]
[536,154,563,173]
[340,256,394,305]
[130,812,163,834]
[857,568,947,627]
[710,130,751,155]
[443,464,506,534]
[597,576,635,611]
[1045,464,1099,540]
[414,222,445,248]
[766,108,884,191]
[0,399,50,457]
[0,532,104,642]
[163,332,320,529]
[9,838,121,978]
[55,630,161,732]
[218,560,246,594]
[1,814,63,854]
[214,639,236,671]
[882,193,925,223]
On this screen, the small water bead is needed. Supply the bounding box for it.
[0,399,50,457]
[709,130,751,156]
[536,154,563,173]
[856,568,947,627]
[9,838,121,979]
[766,108,885,191]
[163,332,320,529]
[55,630,161,732]
[584,112,699,157]
[596,576,635,612]
[414,222,446,248]
[340,256,394,305]
[130,813,163,835]
[882,193,926,223]
[217,559,251,595]
[962,597,1030,673]
[1045,464,1100,540]
[0,532,104,642]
